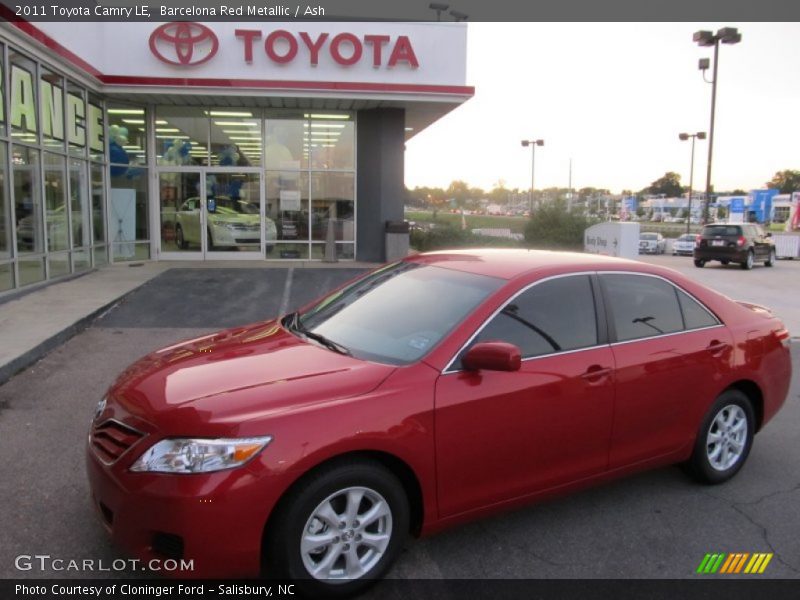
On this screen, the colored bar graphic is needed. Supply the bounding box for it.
[698,552,773,575]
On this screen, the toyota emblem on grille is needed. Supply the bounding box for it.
[149,22,219,66]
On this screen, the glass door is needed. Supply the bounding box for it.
[158,171,263,259]
[204,172,262,258]
[158,171,203,258]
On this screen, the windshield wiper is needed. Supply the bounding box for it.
[283,312,351,356]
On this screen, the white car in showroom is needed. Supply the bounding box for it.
[175,196,276,250]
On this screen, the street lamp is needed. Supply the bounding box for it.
[693,26,742,223]
[521,139,544,213]
[679,131,707,233]
[428,3,449,21]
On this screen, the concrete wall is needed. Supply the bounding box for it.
[356,108,405,262]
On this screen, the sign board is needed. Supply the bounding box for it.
[584,222,640,259]
[279,189,301,212]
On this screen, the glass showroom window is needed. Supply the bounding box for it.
[43,152,70,277]
[70,158,92,272]
[12,145,45,285]
[40,67,65,152]
[0,142,12,292]
[209,111,262,167]
[265,111,355,260]
[155,106,208,167]
[91,163,107,266]
[109,103,149,261]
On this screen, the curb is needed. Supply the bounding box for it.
[0,290,135,387]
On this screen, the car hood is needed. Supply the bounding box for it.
[107,320,396,433]
[209,213,260,225]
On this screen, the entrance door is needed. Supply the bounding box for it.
[158,171,262,259]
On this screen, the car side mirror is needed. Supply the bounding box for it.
[462,342,521,372]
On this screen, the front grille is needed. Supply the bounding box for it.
[91,419,145,464]
[152,532,184,560]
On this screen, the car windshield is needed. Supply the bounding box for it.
[641,234,657,240]
[679,234,695,241]
[703,225,740,236]
[294,262,504,365]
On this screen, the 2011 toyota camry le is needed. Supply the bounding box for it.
[86,249,792,595]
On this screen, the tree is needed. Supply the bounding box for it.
[766,169,800,194]
[645,172,684,198]
[524,199,598,250]
[446,180,470,209]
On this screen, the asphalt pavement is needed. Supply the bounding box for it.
[0,265,798,584]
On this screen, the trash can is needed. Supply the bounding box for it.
[385,220,410,262]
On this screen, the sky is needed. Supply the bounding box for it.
[404,22,800,195]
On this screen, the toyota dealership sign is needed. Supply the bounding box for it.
[28,21,467,92]
[148,23,419,69]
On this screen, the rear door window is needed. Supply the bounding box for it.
[601,274,683,342]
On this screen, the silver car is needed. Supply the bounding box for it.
[639,232,666,254]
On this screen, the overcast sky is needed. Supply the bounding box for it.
[404,22,800,194]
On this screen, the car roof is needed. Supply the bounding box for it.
[404,248,665,281]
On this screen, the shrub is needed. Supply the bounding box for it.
[410,226,523,252]
[524,201,598,250]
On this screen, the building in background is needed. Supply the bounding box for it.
[0,20,472,293]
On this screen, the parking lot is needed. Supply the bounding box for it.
[0,260,798,584]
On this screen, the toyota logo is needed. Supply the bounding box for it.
[149,22,219,66]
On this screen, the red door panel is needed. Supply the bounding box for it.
[608,326,733,468]
[435,346,615,518]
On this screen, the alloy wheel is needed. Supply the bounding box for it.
[706,404,748,471]
[300,486,393,581]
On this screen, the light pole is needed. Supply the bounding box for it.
[428,3,449,21]
[521,139,544,213]
[679,131,707,233]
[693,27,742,223]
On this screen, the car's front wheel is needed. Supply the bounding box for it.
[266,459,409,596]
[765,248,776,267]
[175,225,187,250]
[684,390,755,484]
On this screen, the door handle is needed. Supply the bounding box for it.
[581,365,612,383]
[707,340,730,356]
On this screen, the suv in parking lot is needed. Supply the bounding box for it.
[694,223,776,270]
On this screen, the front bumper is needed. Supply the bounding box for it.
[86,437,284,578]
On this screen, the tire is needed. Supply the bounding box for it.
[684,390,755,485]
[765,248,776,267]
[265,459,409,597]
[694,259,705,268]
[175,225,187,250]
[206,227,216,251]
[740,250,754,270]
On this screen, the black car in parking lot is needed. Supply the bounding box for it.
[694,223,776,270]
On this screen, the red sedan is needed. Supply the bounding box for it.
[86,249,791,595]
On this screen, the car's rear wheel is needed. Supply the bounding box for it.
[765,248,776,267]
[741,250,754,270]
[694,259,705,268]
[684,390,755,484]
[265,460,409,597]
[175,225,187,250]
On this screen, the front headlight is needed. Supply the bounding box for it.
[130,436,272,474]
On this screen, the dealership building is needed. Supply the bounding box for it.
[0,20,471,293]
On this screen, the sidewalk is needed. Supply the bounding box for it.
[0,260,378,385]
